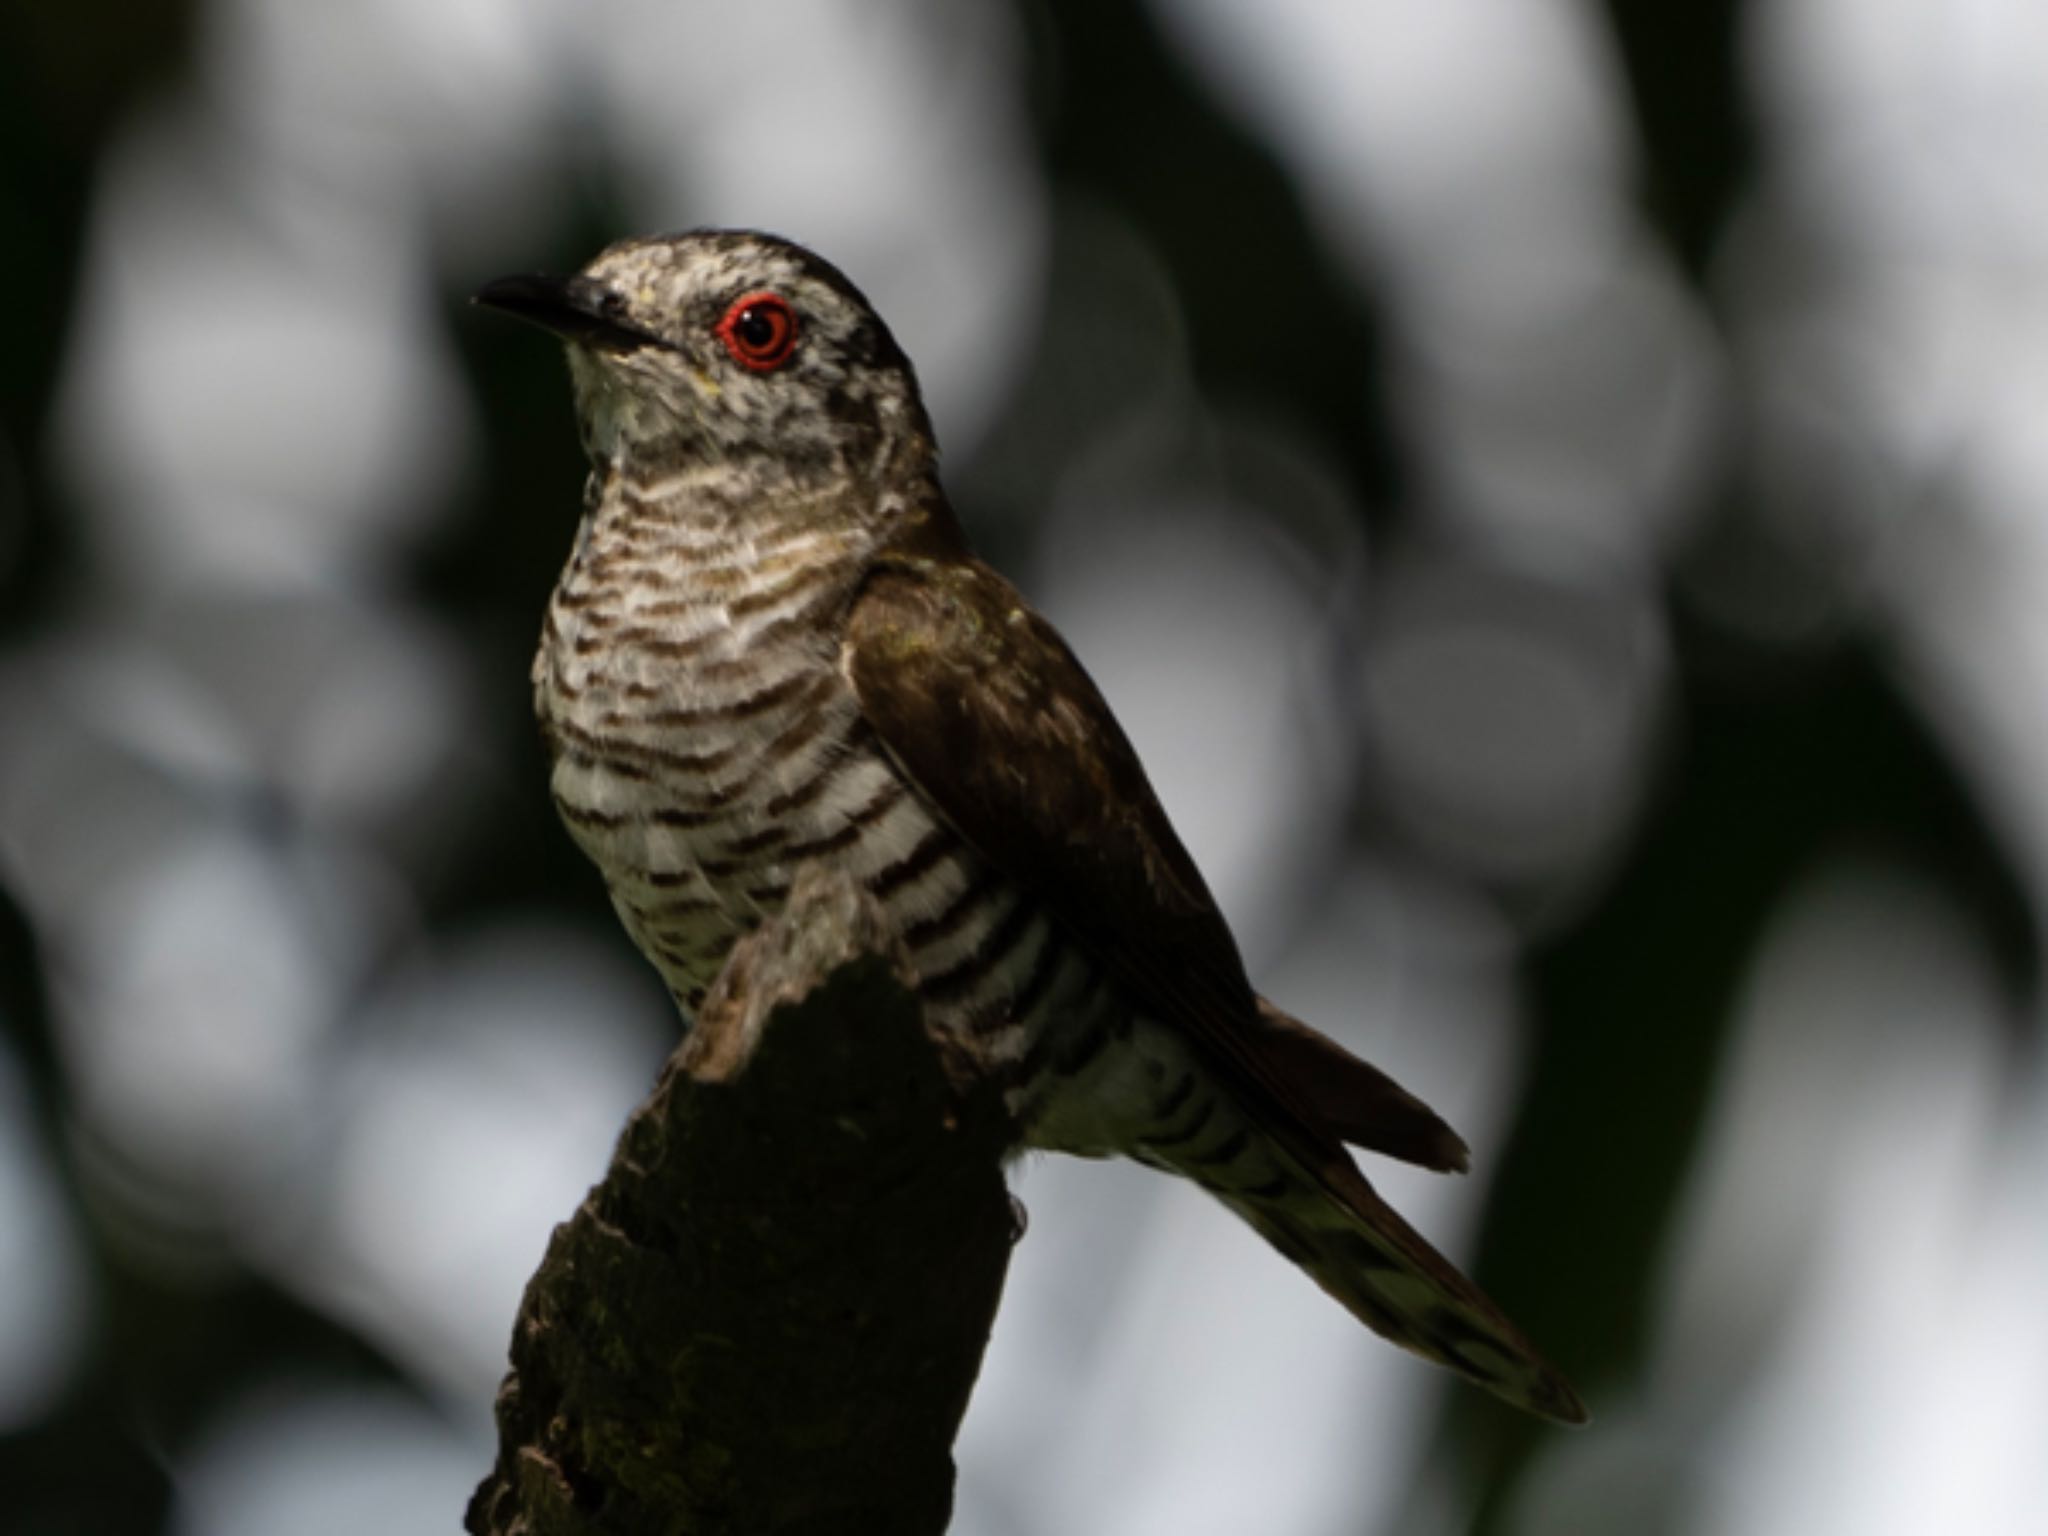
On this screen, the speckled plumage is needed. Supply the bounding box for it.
[478,229,1586,1424]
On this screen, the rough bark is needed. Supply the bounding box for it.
[466,866,1018,1536]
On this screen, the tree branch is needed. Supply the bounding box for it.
[466,866,1018,1536]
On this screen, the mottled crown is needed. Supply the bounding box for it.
[558,230,934,480]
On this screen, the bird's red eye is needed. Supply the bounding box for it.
[714,292,798,371]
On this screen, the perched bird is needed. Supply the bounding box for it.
[476,229,1585,1424]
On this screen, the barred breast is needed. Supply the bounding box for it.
[530,470,1129,1121]
[534,471,1321,1200]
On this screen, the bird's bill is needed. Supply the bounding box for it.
[472,273,667,353]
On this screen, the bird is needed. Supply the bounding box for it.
[475,228,1586,1424]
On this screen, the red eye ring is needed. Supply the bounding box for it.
[714,292,799,371]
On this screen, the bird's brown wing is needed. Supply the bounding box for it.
[1253,995,1469,1173]
[842,552,1586,1423]
[843,551,1448,1167]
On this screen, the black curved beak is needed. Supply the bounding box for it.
[472,273,667,353]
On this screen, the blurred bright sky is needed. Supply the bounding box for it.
[3,0,2047,1532]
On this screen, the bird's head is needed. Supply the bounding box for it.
[477,230,935,490]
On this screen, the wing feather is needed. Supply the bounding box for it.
[842,552,1585,1423]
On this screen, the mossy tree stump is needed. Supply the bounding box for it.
[467,867,1018,1536]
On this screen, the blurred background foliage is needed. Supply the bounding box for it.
[4,1,2047,1533]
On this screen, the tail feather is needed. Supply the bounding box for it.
[1117,1007,1585,1422]
[1222,1164,1588,1425]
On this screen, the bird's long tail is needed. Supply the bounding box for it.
[1215,1157,1587,1423]
[1137,1007,1587,1424]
